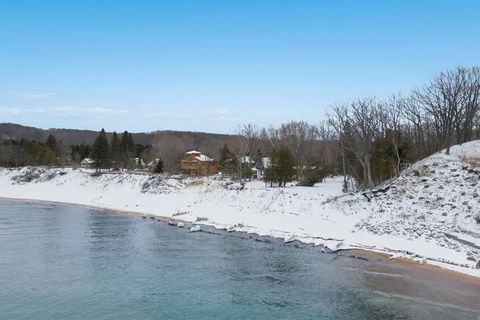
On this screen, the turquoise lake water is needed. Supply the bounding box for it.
[0,199,479,320]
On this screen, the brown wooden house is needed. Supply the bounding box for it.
[180,150,218,176]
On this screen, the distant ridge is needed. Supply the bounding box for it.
[0,123,241,157]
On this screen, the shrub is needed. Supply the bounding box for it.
[460,155,480,168]
[298,167,329,187]
[264,146,295,187]
[154,159,164,173]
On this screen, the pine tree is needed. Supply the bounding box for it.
[70,145,79,162]
[92,128,110,169]
[45,148,56,166]
[218,143,237,176]
[218,144,231,168]
[77,143,91,159]
[110,131,122,168]
[46,134,58,156]
[276,145,296,186]
[264,148,278,187]
[154,158,164,173]
[264,146,295,187]
[120,131,135,168]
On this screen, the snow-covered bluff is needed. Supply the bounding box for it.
[0,140,479,277]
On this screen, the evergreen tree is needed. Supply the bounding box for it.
[46,134,58,156]
[70,145,80,162]
[79,143,91,159]
[218,143,237,176]
[135,144,151,158]
[110,131,122,168]
[120,131,135,168]
[45,148,56,166]
[218,143,231,167]
[264,146,295,187]
[154,158,164,173]
[264,148,278,187]
[276,145,296,186]
[92,128,110,169]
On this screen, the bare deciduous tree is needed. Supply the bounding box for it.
[458,67,480,143]
[413,67,480,155]
[328,105,350,189]
[329,98,382,188]
[382,95,404,175]
[276,121,319,177]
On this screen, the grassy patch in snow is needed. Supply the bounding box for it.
[460,155,480,168]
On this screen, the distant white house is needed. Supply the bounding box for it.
[253,157,272,179]
[147,158,160,170]
[133,157,146,168]
[80,158,95,168]
[240,156,255,165]
[251,167,260,179]
[262,157,271,169]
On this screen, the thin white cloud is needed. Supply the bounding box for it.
[0,105,257,133]
[0,107,21,114]
[87,107,128,114]
[255,111,287,118]
[53,106,128,115]
[9,91,56,99]
[0,106,128,116]
[0,107,49,114]
[204,108,245,122]
[145,111,191,120]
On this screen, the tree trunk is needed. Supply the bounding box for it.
[238,161,242,183]
[445,133,452,155]
[342,147,347,189]
[366,159,373,188]
[393,143,401,175]
[358,158,368,189]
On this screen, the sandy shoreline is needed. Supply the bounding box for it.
[341,249,480,285]
[2,195,479,284]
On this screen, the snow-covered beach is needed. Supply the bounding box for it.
[1,140,480,278]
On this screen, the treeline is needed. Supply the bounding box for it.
[329,66,480,189]
[216,123,335,187]
[220,66,480,189]
[0,134,61,167]
[78,129,158,170]
[0,129,156,170]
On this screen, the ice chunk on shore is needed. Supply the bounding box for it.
[190,225,201,232]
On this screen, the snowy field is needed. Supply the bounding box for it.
[1,140,479,277]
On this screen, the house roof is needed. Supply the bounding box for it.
[148,158,160,166]
[133,157,146,165]
[240,156,254,164]
[81,158,95,164]
[186,150,201,155]
[262,157,271,168]
[195,155,213,162]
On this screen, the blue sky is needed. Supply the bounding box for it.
[1,0,479,133]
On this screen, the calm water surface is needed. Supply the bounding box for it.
[0,199,479,320]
